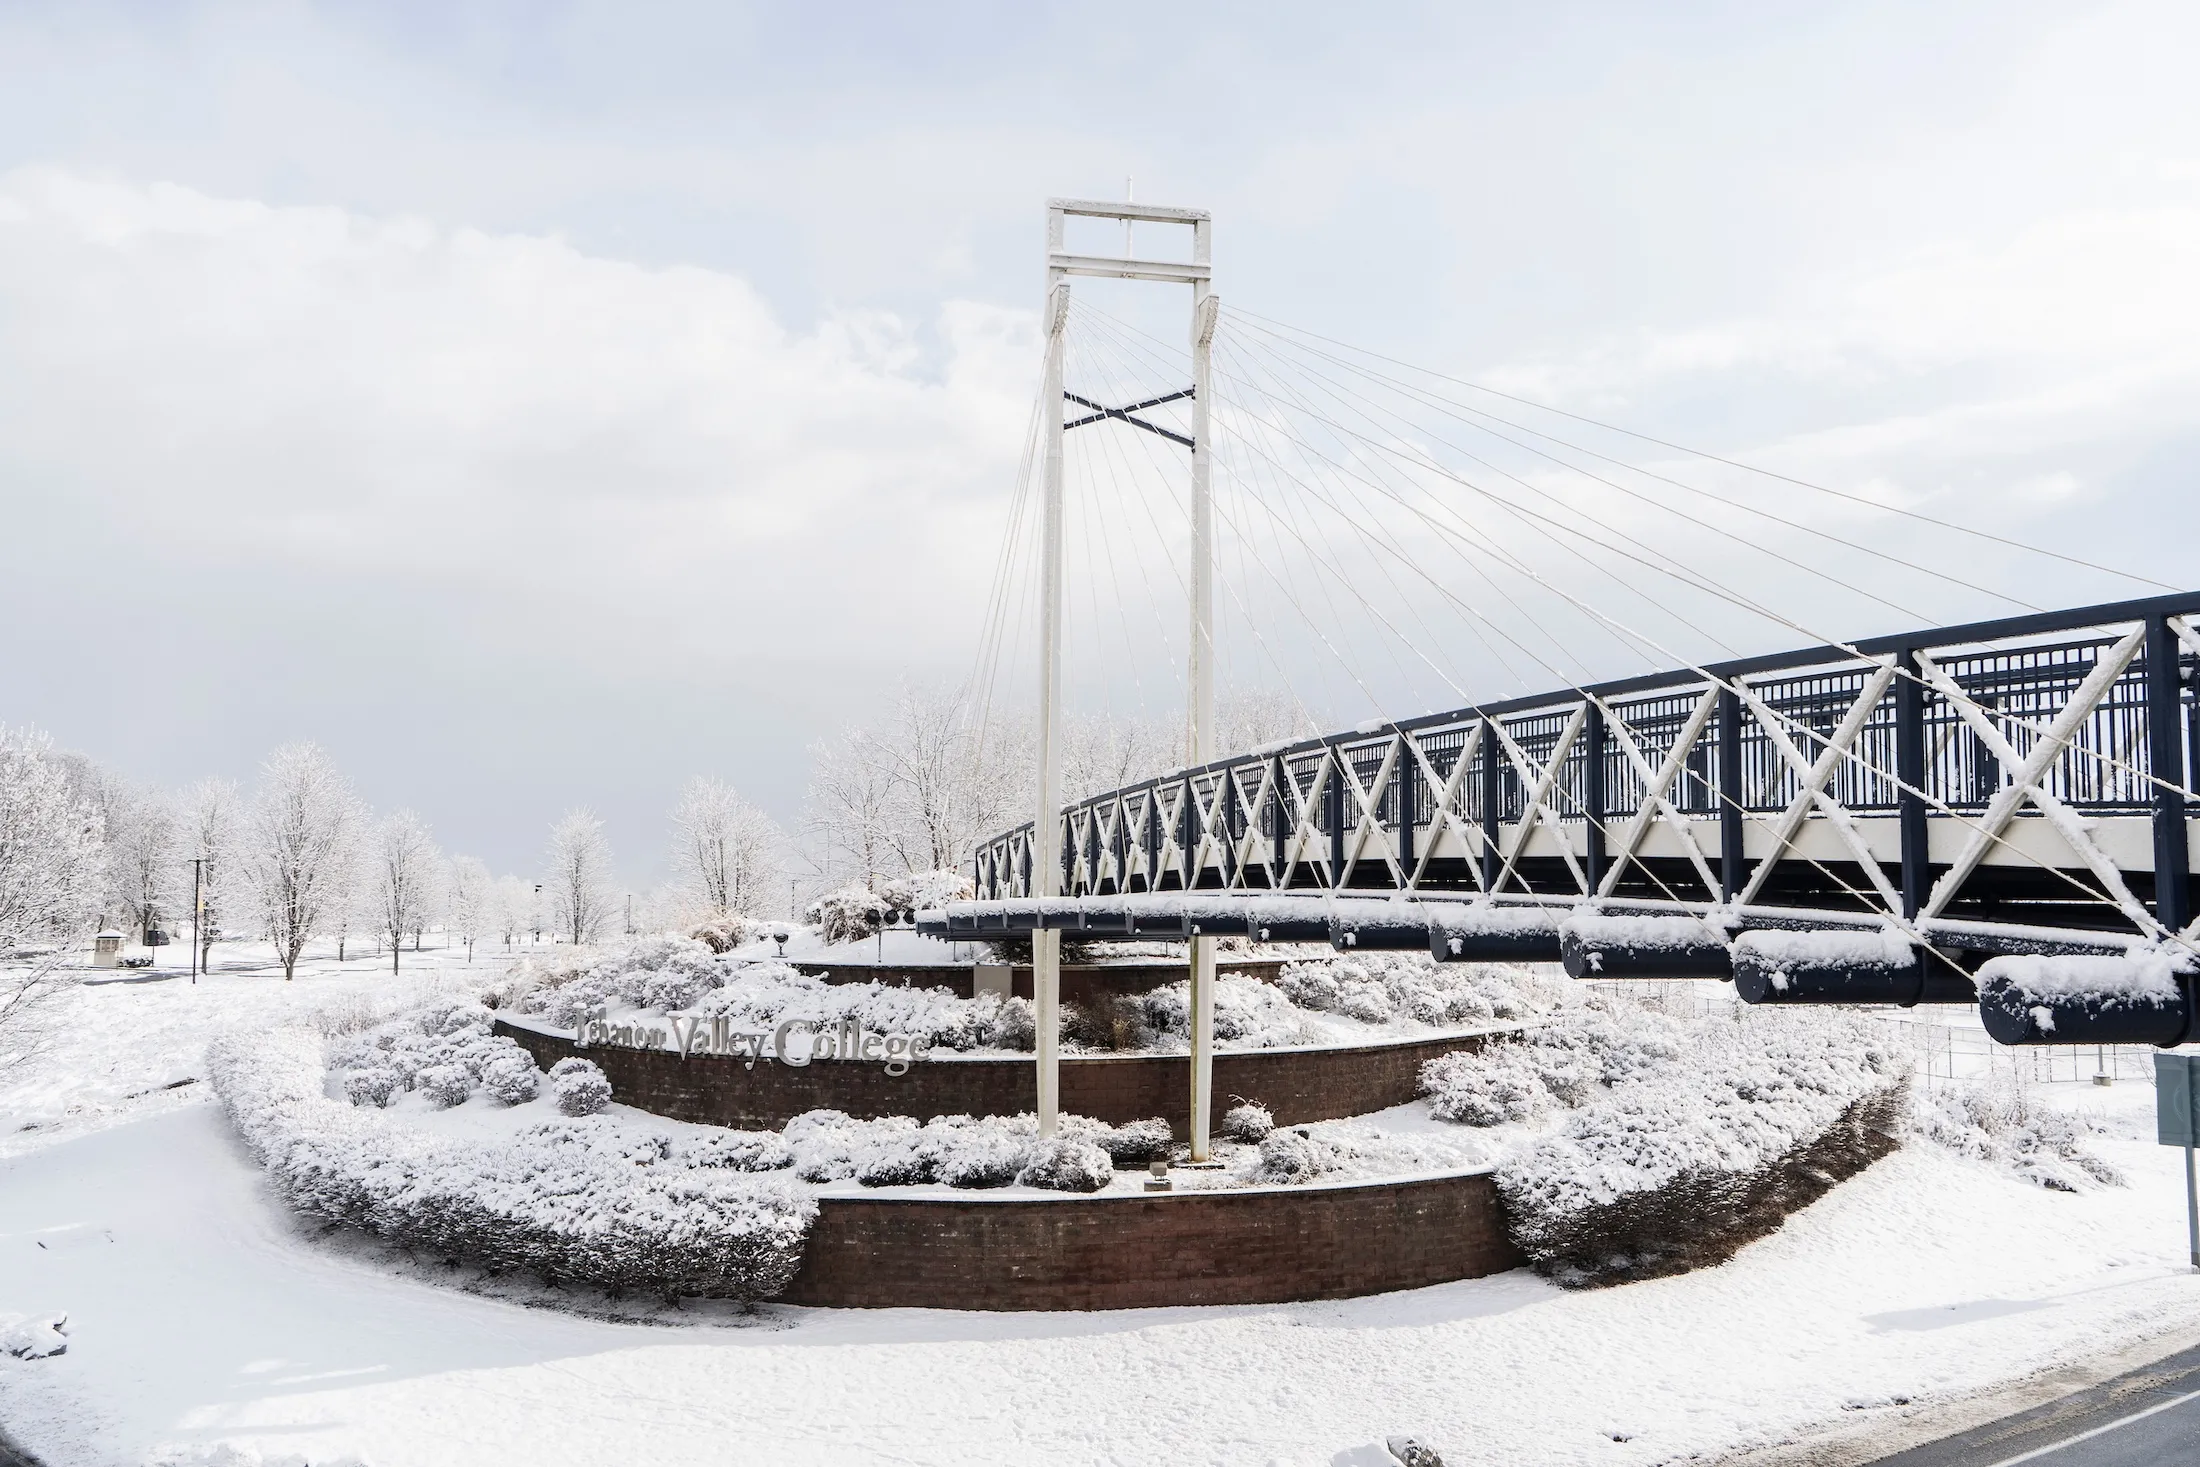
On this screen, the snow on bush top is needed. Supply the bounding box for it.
[1494,1012,1903,1222]
[212,1027,816,1301]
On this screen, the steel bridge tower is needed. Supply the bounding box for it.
[1034,196,1219,1154]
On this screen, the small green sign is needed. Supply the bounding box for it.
[2157,1053,2198,1147]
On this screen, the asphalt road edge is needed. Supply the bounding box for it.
[1703,1317,2200,1467]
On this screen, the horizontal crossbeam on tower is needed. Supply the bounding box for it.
[1063,389,1195,447]
[1049,251,1211,284]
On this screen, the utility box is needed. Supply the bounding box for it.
[91,930,125,968]
[973,963,1013,1000]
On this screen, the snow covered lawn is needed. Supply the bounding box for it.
[2,1066,2198,1465]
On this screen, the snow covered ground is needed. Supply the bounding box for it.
[6,950,2200,1467]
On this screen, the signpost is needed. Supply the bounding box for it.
[2155,1053,2200,1271]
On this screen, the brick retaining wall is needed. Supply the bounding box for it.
[782,1170,1523,1309]
[493,1016,1498,1133]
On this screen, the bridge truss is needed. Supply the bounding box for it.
[935,592,2200,1045]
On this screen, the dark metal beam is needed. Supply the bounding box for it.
[1063,390,1195,447]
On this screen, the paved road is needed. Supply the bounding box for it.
[1869,1342,2200,1466]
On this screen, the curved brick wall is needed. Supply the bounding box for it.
[783,1170,1522,1309]
[493,1016,1497,1133]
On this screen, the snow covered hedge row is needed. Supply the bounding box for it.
[1423,1001,1907,1286]
[781,1110,1173,1192]
[1487,1012,1907,1286]
[211,1028,817,1301]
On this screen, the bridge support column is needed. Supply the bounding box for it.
[1033,217,1070,1139]
[1718,687,1745,902]
[1480,718,1502,892]
[2148,615,2191,932]
[1896,650,1929,920]
[1583,704,1607,892]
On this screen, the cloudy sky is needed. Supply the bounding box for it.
[4,0,2198,882]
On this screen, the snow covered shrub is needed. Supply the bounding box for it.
[416,1064,473,1109]
[1064,987,1155,1051]
[1221,1101,1274,1143]
[1278,953,1551,1030]
[1496,1012,1907,1287]
[1422,996,1691,1125]
[341,1066,401,1109]
[478,1050,542,1106]
[1089,1116,1173,1165]
[806,885,888,943]
[1017,1137,1114,1192]
[876,869,973,919]
[688,916,760,954]
[935,1123,1031,1188]
[685,962,1018,1054]
[1137,974,1318,1049]
[987,996,1037,1051]
[1250,1128,1346,1184]
[518,936,730,1030]
[673,1128,795,1172]
[549,1057,612,1116]
[210,1029,816,1302]
[1911,1079,2122,1191]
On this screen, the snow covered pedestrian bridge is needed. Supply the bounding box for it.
[931,589,2200,1049]
[933,194,2200,1128]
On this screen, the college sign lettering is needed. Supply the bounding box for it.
[574,1009,925,1076]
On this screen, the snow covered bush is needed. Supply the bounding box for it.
[210,1029,816,1302]
[416,1063,473,1109]
[520,936,730,1030]
[1422,997,1691,1126]
[341,1067,401,1109]
[777,1108,1165,1190]
[1278,953,1553,1030]
[327,1000,547,1110]
[479,1050,541,1106]
[1136,973,1320,1049]
[1911,1079,2123,1192]
[1016,1136,1114,1192]
[688,915,761,954]
[1221,1102,1274,1143]
[806,885,887,943]
[1250,1128,1347,1184]
[1494,1012,1907,1287]
[549,1056,612,1116]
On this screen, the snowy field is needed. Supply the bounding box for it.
[5,948,2200,1467]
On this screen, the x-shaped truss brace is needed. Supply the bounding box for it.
[1915,627,2158,932]
[1064,389,1196,448]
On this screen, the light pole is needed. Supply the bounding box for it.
[533,883,543,943]
[189,856,210,984]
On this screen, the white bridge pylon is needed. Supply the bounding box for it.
[1033,197,1220,1154]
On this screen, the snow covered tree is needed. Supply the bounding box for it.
[240,743,358,981]
[102,780,182,946]
[806,730,898,891]
[545,810,614,946]
[180,777,240,969]
[669,777,782,920]
[445,855,490,962]
[0,727,108,1072]
[0,727,108,949]
[369,810,441,975]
